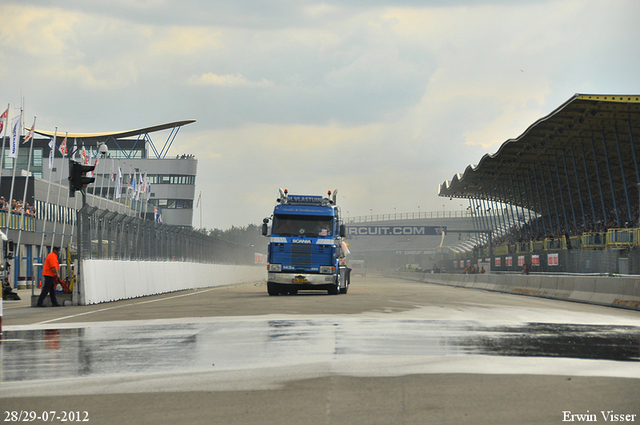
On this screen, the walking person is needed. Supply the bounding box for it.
[37,246,62,307]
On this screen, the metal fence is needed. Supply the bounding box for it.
[347,210,469,223]
[77,204,255,265]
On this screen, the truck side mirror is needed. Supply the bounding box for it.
[339,224,346,237]
[262,223,269,236]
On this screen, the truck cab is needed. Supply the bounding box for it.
[262,189,350,295]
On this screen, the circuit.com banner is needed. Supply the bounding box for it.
[346,226,446,236]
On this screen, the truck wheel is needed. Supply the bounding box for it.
[267,282,280,296]
[328,284,339,295]
[340,270,350,294]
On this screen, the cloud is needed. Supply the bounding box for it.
[188,72,275,88]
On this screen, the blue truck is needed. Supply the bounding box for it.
[262,189,350,296]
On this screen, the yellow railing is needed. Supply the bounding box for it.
[606,228,634,247]
[544,238,564,250]
[582,232,606,249]
[531,240,544,251]
[494,245,509,255]
[0,211,37,231]
[449,228,640,257]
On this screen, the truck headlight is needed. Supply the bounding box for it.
[319,266,334,274]
[268,264,282,272]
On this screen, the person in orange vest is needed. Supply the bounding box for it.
[36,246,62,307]
[480,266,485,274]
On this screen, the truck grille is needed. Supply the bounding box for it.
[290,244,312,268]
[270,243,331,271]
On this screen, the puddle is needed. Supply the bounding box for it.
[2,318,639,382]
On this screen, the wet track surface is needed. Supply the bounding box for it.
[3,312,640,383]
[2,279,640,425]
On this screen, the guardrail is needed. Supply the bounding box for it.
[346,210,470,223]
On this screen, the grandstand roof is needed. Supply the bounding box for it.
[32,119,196,140]
[438,94,640,226]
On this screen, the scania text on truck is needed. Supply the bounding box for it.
[262,189,350,296]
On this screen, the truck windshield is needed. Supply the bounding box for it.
[272,214,334,237]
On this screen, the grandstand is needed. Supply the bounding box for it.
[438,94,640,274]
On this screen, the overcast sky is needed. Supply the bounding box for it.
[1,0,639,229]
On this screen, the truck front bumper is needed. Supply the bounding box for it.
[267,272,336,286]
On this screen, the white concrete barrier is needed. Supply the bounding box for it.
[80,260,266,305]
[388,271,640,311]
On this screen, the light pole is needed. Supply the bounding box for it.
[637,183,640,227]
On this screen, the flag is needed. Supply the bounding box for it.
[23,118,35,144]
[140,172,147,198]
[132,170,138,199]
[9,113,21,159]
[58,136,68,156]
[110,159,115,181]
[72,139,77,161]
[48,131,57,170]
[135,171,144,200]
[81,146,88,165]
[115,167,122,199]
[0,108,8,134]
[196,191,201,208]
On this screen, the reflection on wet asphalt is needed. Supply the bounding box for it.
[2,317,639,382]
[458,323,640,361]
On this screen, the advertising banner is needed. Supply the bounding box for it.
[347,226,446,236]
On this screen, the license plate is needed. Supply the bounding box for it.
[294,278,308,283]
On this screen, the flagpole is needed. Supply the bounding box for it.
[0,104,10,208]
[105,158,114,210]
[144,172,149,222]
[17,117,36,295]
[118,163,123,214]
[198,191,202,229]
[39,128,57,259]
[50,132,68,251]
[6,111,22,232]
[128,165,133,216]
[0,105,9,171]
[60,172,73,257]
